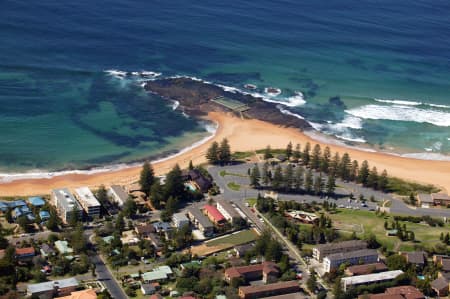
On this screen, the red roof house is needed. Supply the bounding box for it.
[203,205,226,225]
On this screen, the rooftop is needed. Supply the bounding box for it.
[431,276,449,291]
[239,280,300,295]
[225,262,279,280]
[203,205,226,222]
[109,185,129,201]
[403,251,426,265]
[53,188,82,213]
[57,289,97,299]
[385,286,425,299]
[346,262,388,275]
[216,199,240,219]
[432,193,450,201]
[16,247,35,256]
[74,187,101,207]
[341,270,404,286]
[173,212,189,223]
[55,240,74,255]
[325,249,378,261]
[27,277,79,294]
[315,240,367,252]
[187,207,213,229]
[27,196,46,206]
[417,193,433,203]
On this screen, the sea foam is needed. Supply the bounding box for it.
[346,104,450,127]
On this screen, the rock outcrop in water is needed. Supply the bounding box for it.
[144,77,311,130]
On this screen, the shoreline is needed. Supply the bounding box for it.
[0,111,449,196]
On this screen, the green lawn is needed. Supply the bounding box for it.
[206,229,258,247]
[220,170,248,178]
[227,182,241,191]
[328,209,450,252]
[246,198,257,207]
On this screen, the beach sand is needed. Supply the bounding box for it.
[0,111,449,196]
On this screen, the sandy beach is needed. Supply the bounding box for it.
[0,111,449,196]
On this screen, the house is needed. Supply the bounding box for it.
[12,206,32,220]
[400,251,427,268]
[224,262,280,284]
[120,230,139,246]
[172,212,190,229]
[417,194,433,208]
[313,240,367,262]
[58,289,97,299]
[285,210,318,224]
[153,222,172,234]
[183,169,212,193]
[203,205,226,225]
[234,244,254,258]
[108,185,129,207]
[187,207,214,236]
[434,255,450,272]
[432,193,450,206]
[16,247,35,261]
[26,277,79,299]
[52,188,83,223]
[141,283,156,295]
[141,266,173,283]
[40,244,56,258]
[431,276,449,297]
[323,249,379,273]
[54,240,74,255]
[341,270,404,292]
[39,211,51,221]
[238,280,300,299]
[216,200,241,223]
[74,187,101,219]
[135,223,156,238]
[360,286,424,299]
[345,262,388,276]
[28,196,46,207]
[148,233,163,251]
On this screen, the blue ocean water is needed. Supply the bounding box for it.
[1,0,450,172]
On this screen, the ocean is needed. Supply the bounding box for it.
[1,0,450,173]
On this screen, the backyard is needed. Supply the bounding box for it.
[190,229,258,256]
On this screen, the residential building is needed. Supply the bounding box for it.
[341,270,404,292]
[74,187,101,219]
[141,283,156,295]
[120,230,139,246]
[27,196,46,207]
[313,240,367,262]
[16,247,35,261]
[135,223,156,238]
[58,289,97,299]
[431,276,449,297]
[359,286,424,299]
[54,240,74,255]
[432,193,450,206]
[52,188,82,223]
[40,244,56,258]
[183,169,212,193]
[203,204,226,225]
[216,200,241,223]
[234,244,254,258]
[224,262,279,284]
[433,255,450,272]
[285,210,318,224]
[26,277,79,299]
[172,212,190,229]
[187,207,214,236]
[141,266,173,283]
[238,281,300,299]
[108,185,128,207]
[39,210,51,221]
[400,251,427,269]
[417,194,433,208]
[153,222,172,234]
[323,249,379,273]
[345,262,388,276]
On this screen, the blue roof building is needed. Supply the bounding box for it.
[12,206,32,219]
[10,200,27,208]
[39,211,50,220]
[0,202,9,212]
[28,197,46,207]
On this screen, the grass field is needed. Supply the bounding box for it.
[227,182,241,191]
[246,198,257,207]
[327,209,450,251]
[220,170,248,178]
[191,229,259,256]
[206,229,258,247]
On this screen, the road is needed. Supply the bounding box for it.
[209,163,450,218]
[91,253,127,299]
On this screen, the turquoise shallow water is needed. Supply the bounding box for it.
[0,0,450,172]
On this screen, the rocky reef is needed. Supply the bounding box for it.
[144,77,311,130]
